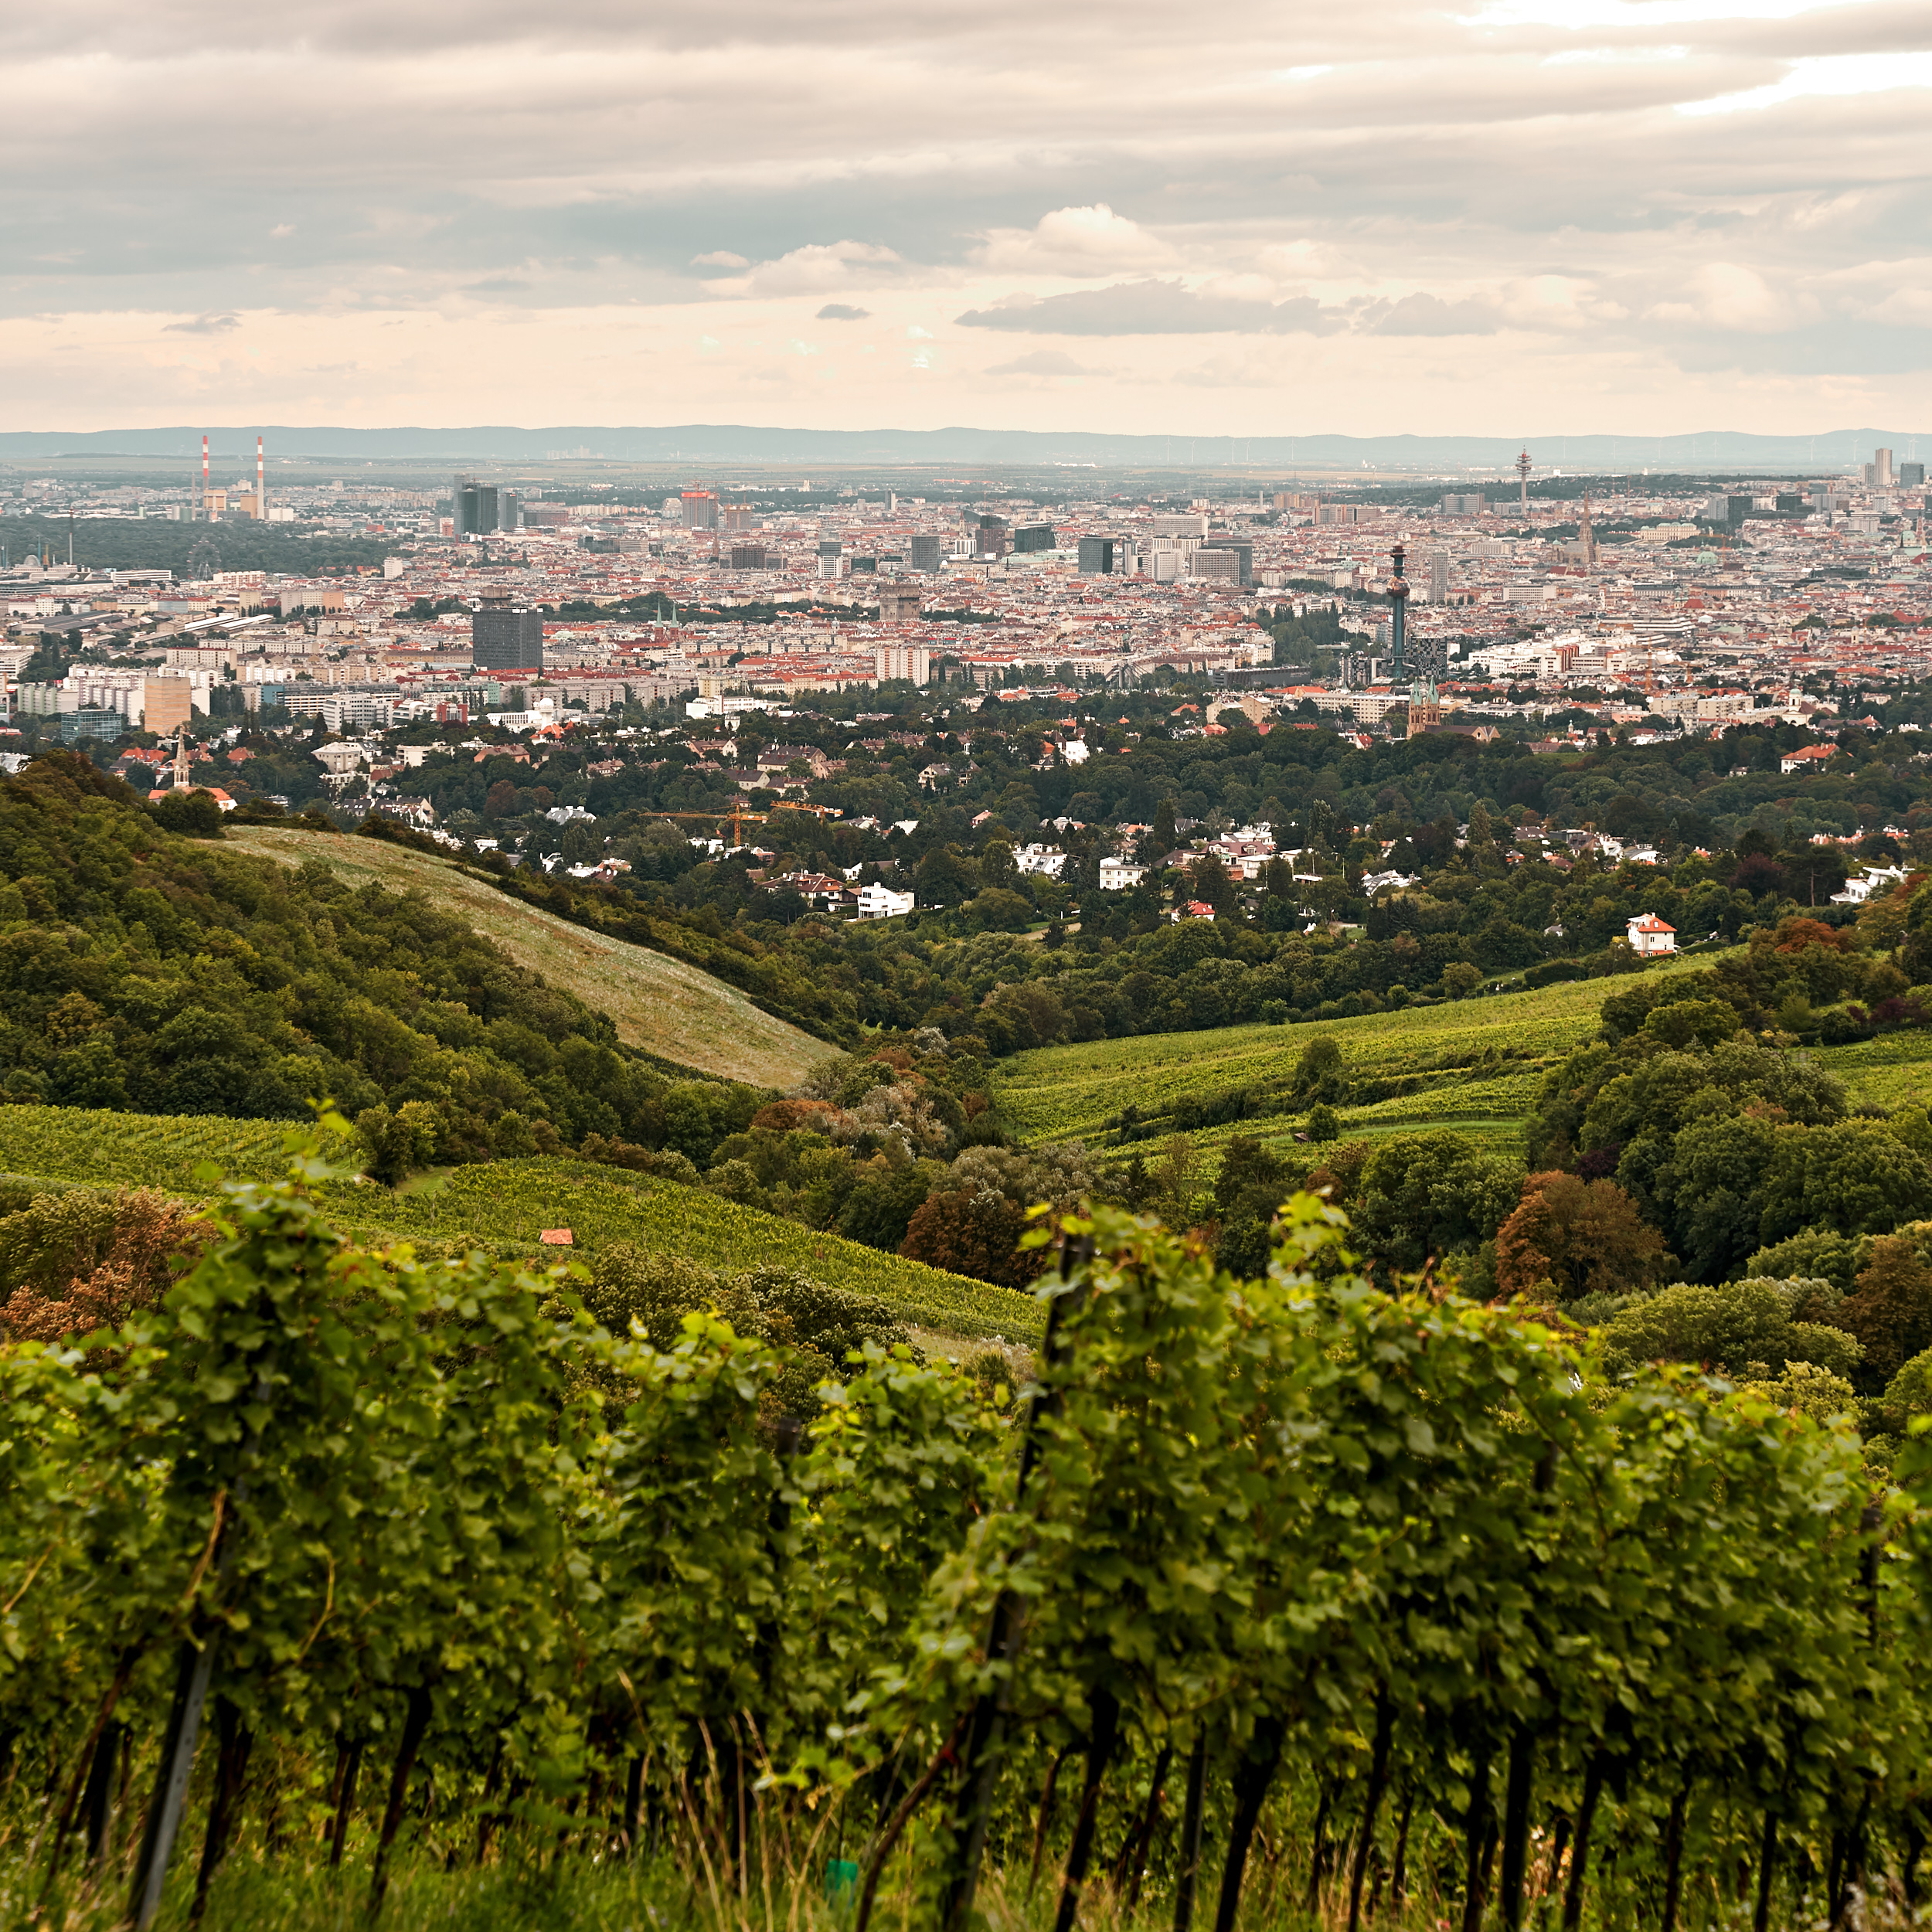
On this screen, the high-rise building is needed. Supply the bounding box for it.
[908,534,945,573]
[1875,448,1895,487]
[455,482,502,536]
[1900,462,1926,488]
[1425,549,1450,602]
[1077,536,1117,575]
[816,540,845,580]
[1012,523,1056,553]
[682,489,719,530]
[471,603,545,672]
[730,543,773,571]
[1440,493,1486,515]
[970,514,1009,559]
[875,644,930,685]
[142,675,195,738]
[1190,543,1253,586]
[876,585,923,623]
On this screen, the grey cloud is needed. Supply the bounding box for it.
[3,0,1930,399]
[162,312,240,333]
[1360,293,1505,337]
[957,281,1338,336]
[816,302,871,320]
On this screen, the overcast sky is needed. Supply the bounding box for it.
[4,0,1930,436]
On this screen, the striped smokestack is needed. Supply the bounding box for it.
[202,435,209,514]
[257,436,265,520]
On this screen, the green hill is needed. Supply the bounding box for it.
[995,955,1780,1162]
[0,1104,1039,1341]
[229,827,838,1090]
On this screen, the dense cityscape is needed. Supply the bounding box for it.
[2,444,1927,916]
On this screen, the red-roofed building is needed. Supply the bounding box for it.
[1627,913,1676,956]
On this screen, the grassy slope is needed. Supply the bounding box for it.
[1813,1032,1932,1111]
[993,952,1932,1164]
[228,827,838,1090]
[0,1106,1040,1340]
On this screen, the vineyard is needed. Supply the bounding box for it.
[997,957,1921,1165]
[0,1107,295,1196]
[992,971,1696,1154]
[1815,1027,1932,1111]
[3,1158,1927,1932]
[0,1105,1038,1341]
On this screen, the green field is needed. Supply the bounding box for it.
[229,828,838,1090]
[995,954,1781,1163]
[1814,1031,1932,1111]
[0,1107,1041,1341]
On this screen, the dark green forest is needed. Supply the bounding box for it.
[0,514,395,577]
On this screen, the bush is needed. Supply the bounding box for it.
[579,1134,701,1185]
[900,1188,1040,1289]
[1494,1171,1671,1303]
[1600,1277,1862,1381]
[1884,1345,1932,1417]
[0,1186,206,1341]
[150,789,226,838]
[355,1100,442,1185]
[1746,1226,1868,1294]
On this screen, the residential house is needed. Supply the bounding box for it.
[1627,913,1676,955]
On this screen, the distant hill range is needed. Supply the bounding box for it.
[0,423,1921,474]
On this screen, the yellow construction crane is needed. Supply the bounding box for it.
[636,804,767,843]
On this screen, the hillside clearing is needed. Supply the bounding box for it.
[227,827,838,1089]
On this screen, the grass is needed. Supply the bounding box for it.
[228,827,839,1090]
[995,957,1729,1161]
[3,1841,1396,1932]
[0,1106,1042,1341]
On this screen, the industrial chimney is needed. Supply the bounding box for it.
[257,436,266,521]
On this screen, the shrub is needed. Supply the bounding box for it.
[1495,1171,1672,1304]
[0,1186,206,1341]
[900,1188,1040,1289]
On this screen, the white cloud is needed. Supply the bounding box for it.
[701,240,900,297]
[1681,49,1932,116]
[985,349,1106,378]
[2,0,1928,430]
[975,204,1174,275]
[1648,262,1802,332]
[1468,0,1870,26]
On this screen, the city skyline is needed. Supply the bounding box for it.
[4,0,1929,435]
